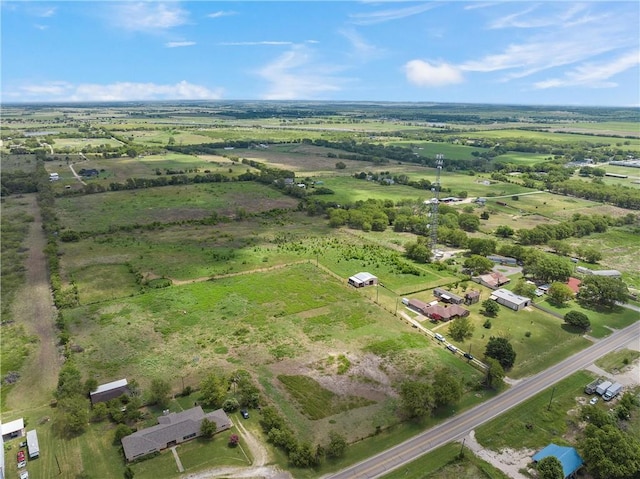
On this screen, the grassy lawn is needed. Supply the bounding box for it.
[537,299,639,338]
[475,371,594,451]
[594,349,640,374]
[484,192,600,219]
[378,443,509,479]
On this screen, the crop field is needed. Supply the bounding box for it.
[461,129,640,150]
[55,182,296,232]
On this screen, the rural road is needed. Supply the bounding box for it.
[325,321,640,479]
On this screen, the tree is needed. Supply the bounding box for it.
[84,378,98,395]
[149,378,171,408]
[200,418,217,439]
[399,380,434,418]
[326,431,348,459]
[91,402,108,423]
[56,394,90,436]
[579,424,640,479]
[335,161,346,169]
[467,238,496,256]
[495,225,514,238]
[405,241,431,263]
[582,248,602,264]
[458,213,480,232]
[547,282,574,305]
[564,311,590,331]
[537,456,564,479]
[114,424,134,444]
[448,316,475,342]
[463,255,494,275]
[199,372,228,408]
[124,466,135,479]
[484,357,505,389]
[481,299,500,317]
[485,337,516,369]
[229,434,240,447]
[432,368,462,407]
[548,240,572,257]
[577,276,628,308]
[524,252,572,283]
[512,279,537,298]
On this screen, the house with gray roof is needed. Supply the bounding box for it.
[121,406,231,462]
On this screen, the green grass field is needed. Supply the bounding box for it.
[53,137,124,151]
[475,371,594,451]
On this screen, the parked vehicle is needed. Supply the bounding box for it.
[589,397,599,405]
[240,409,249,419]
[17,450,26,468]
[20,471,29,479]
[463,352,474,360]
[446,344,457,353]
[595,380,612,396]
[434,333,445,342]
[584,377,603,394]
[603,382,622,401]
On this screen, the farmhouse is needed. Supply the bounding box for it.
[433,288,464,304]
[423,303,469,321]
[476,272,510,289]
[90,378,129,405]
[26,430,39,459]
[490,289,531,311]
[407,298,430,313]
[121,406,231,462]
[49,172,59,181]
[1,418,25,441]
[348,272,378,288]
[532,444,583,478]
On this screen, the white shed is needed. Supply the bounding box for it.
[26,430,39,459]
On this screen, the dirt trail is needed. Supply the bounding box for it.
[234,418,269,466]
[5,194,61,410]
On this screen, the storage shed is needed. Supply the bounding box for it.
[433,288,464,304]
[348,272,378,288]
[90,378,129,405]
[490,289,531,311]
[1,418,25,441]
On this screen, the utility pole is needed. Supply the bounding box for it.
[547,386,556,411]
[430,155,444,257]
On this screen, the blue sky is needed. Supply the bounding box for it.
[2,1,639,106]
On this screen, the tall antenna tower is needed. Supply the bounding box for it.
[430,154,444,257]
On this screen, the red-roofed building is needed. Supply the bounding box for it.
[566,277,582,295]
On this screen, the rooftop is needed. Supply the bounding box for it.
[91,378,128,396]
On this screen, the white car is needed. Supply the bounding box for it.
[20,471,29,479]
[589,397,599,405]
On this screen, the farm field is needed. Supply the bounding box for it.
[2,102,639,479]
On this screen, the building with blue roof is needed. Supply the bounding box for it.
[532,443,583,478]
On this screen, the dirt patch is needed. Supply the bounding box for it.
[462,430,536,479]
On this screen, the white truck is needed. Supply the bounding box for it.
[603,382,623,401]
[595,380,612,396]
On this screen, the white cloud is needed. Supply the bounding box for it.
[207,10,236,19]
[258,45,346,100]
[114,3,189,32]
[6,81,223,102]
[218,41,293,46]
[489,4,595,30]
[534,50,640,89]
[165,41,196,48]
[350,3,437,25]
[404,60,463,87]
[37,7,57,18]
[34,24,48,30]
[339,29,384,61]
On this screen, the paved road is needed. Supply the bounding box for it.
[326,321,640,479]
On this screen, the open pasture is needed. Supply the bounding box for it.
[55,182,296,232]
[572,173,640,189]
[600,164,640,178]
[483,192,602,219]
[0,153,38,172]
[565,227,640,288]
[544,121,640,137]
[64,262,482,444]
[387,140,482,161]
[495,152,551,165]
[461,129,640,149]
[53,137,123,151]
[127,128,214,146]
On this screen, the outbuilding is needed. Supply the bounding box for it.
[476,272,510,289]
[1,418,25,441]
[26,430,39,459]
[433,288,464,304]
[532,444,583,478]
[90,378,129,405]
[490,289,531,311]
[348,272,378,288]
